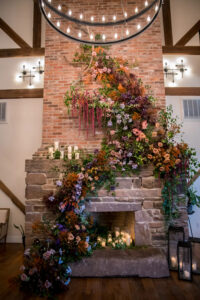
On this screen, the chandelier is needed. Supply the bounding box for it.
[39,0,162,45]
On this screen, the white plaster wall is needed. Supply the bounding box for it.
[166,95,200,238]
[0,98,43,242]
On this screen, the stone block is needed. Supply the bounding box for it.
[25,185,52,199]
[116,177,133,189]
[134,223,152,246]
[143,201,154,209]
[149,222,165,228]
[26,173,47,185]
[86,202,141,212]
[135,210,153,222]
[25,159,63,173]
[142,176,161,189]
[115,189,161,198]
[139,165,154,177]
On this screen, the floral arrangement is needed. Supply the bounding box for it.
[18,44,200,298]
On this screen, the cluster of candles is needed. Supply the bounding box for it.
[97,228,133,248]
[48,142,80,160]
[171,256,197,279]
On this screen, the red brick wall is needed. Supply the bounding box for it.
[43,10,165,149]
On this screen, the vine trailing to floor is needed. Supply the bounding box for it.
[17,44,200,298]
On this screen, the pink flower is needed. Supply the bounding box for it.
[75,224,80,230]
[85,242,89,248]
[98,69,103,74]
[95,62,98,67]
[103,67,107,72]
[142,120,148,130]
[20,273,29,282]
[82,225,86,231]
[107,68,111,73]
[132,128,140,136]
[92,51,97,56]
[106,55,110,59]
[76,236,81,244]
[44,280,52,289]
[110,130,116,135]
[68,233,74,241]
[78,173,84,180]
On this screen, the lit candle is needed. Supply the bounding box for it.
[101,240,106,247]
[192,263,197,271]
[68,153,72,160]
[68,146,72,153]
[48,147,54,159]
[54,141,59,150]
[75,152,80,160]
[179,261,183,270]
[126,234,131,246]
[184,270,190,279]
[171,256,177,268]
[115,227,120,238]
[74,145,78,151]
[60,150,64,159]
[108,237,112,243]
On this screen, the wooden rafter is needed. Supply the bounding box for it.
[33,0,42,48]
[0,89,43,99]
[175,20,200,46]
[0,180,25,214]
[0,18,31,49]
[163,46,200,55]
[162,0,173,46]
[165,87,200,96]
[0,48,45,58]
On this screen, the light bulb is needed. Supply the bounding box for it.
[113,15,116,21]
[137,24,141,30]
[91,16,94,22]
[147,16,151,22]
[58,5,62,11]
[67,27,70,33]
[145,1,148,7]
[135,7,138,13]
[28,84,34,89]
[124,12,127,18]
[48,0,51,3]
[126,29,129,35]
[80,14,83,19]
[78,32,82,38]
[47,12,51,18]
[57,21,60,27]
[155,5,158,11]
[68,10,72,16]
[102,16,105,22]
[102,34,106,40]
[42,2,44,8]
[114,33,118,39]
[90,34,94,40]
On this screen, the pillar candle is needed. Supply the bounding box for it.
[74,145,78,151]
[171,256,177,268]
[68,146,72,153]
[183,270,190,279]
[75,152,80,160]
[192,263,197,271]
[68,153,72,160]
[60,150,64,159]
[54,141,59,150]
[48,147,54,159]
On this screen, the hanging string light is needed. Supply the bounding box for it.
[39,0,162,45]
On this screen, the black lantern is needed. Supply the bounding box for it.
[177,241,192,281]
[168,226,185,270]
[189,237,200,274]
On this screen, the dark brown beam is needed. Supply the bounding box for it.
[0,180,25,215]
[33,0,42,48]
[162,0,173,46]
[165,87,200,96]
[0,47,45,58]
[0,89,43,99]
[163,46,200,55]
[175,20,200,46]
[0,18,31,49]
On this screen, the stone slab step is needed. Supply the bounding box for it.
[69,248,169,278]
[98,188,161,198]
[86,201,141,212]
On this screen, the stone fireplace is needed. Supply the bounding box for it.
[25,0,189,278]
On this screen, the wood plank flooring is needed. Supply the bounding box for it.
[0,244,200,300]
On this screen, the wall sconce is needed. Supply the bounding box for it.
[164,59,188,83]
[16,61,44,88]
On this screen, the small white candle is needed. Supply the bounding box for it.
[54,141,59,150]
[126,235,131,246]
[184,270,190,279]
[60,150,64,159]
[108,237,112,243]
[48,147,54,158]
[68,153,72,160]
[74,145,78,151]
[115,231,120,238]
[171,256,177,268]
[101,240,106,247]
[68,146,72,153]
[179,261,183,270]
[75,152,80,160]
[192,263,197,271]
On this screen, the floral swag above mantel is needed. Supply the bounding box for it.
[17,45,200,298]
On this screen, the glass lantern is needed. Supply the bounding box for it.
[168,226,185,271]
[189,237,200,274]
[177,241,192,281]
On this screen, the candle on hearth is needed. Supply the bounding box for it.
[101,240,106,247]
[48,147,54,159]
[115,227,120,238]
[60,150,64,159]
[192,263,197,271]
[179,261,183,270]
[108,237,112,243]
[126,234,131,247]
[68,146,72,153]
[183,270,190,279]
[171,256,177,268]
[75,152,80,160]
[54,141,59,150]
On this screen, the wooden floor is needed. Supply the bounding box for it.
[0,244,200,300]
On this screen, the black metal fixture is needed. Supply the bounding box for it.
[168,225,185,271]
[19,65,35,87]
[177,240,192,281]
[189,237,200,275]
[164,59,188,83]
[32,61,44,75]
[17,61,44,88]
[39,0,163,45]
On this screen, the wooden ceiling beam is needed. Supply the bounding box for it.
[165,87,200,96]
[0,17,31,49]
[33,0,42,48]
[163,46,200,55]
[0,89,43,99]
[175,20,200,46]
[162,0,173,46]
[0,47,45,58]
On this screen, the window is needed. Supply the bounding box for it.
[183,99,200,119]
[0,102,7,123]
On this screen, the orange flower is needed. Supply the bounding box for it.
[118,83,126,93]
[153,148,159,154]
[158,142,163,147]
[175,159,181,165]
[148,154,153,159]
[152,131,157,138]
[132,112,141,120]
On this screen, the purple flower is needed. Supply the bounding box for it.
[24,248,30,256]
[117,119,122,124]
[132,164,138,169]
[127,152,132,157]
[120,103,125,109]
[107,120,113,127]
[123,126,128,130]
[20,273,29,282]
[116,114,121,119]
[48,196,55,202]
[56,180,62,187]
[44,280,52,289]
